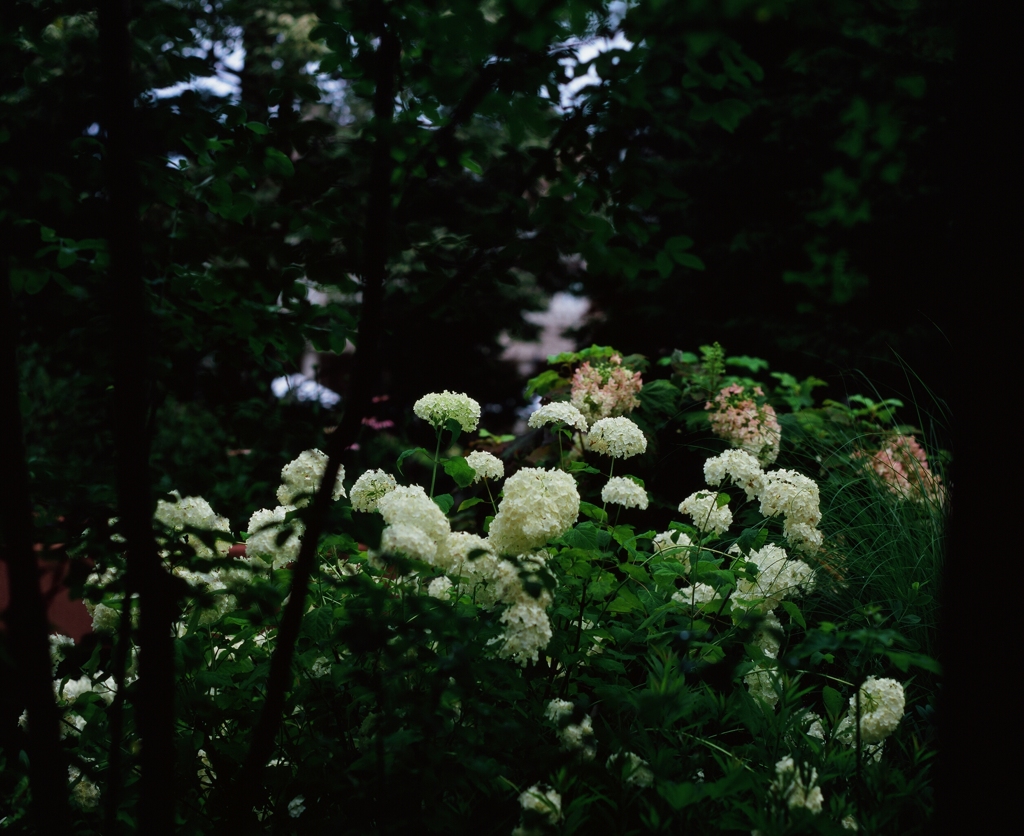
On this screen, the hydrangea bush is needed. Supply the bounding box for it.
[3,345,943,835]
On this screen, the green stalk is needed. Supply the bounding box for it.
[428,426,443,498]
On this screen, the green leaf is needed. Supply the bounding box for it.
[822,685,844,722]
[559,522,611,550]
[781,600,806,629]
[442,456,476,489]
[607,589,643,613]
[619,563,651,584]
[459,152,482,175]
[56,248,76,268]
[578,502,608,524]
[396,447,430,476]
[658,781,701,811]
[264,147,295,177]
[734,526,767,555]
[245,121,270,135]
[566,461,601,475]
[524,369,567,398]
[674,252,705,271]
[638,379,681,417]
[726,355,769,372]
[433,494,454,514]
[303,606,333,644]
[715,492,730,508]
[457,497,485,512]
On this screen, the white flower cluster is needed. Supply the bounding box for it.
[678,491,732,536]
[413,390,481,432]
[652,530,695,571]
[69,765,101,810]
[488,468,580,556]
[377,485,451,549]
[760,469,823,553]
[836,677,906,746]
[601,476,648,510]
[466,450,504,483]
[349,468,398,512]
[703,449,767,501]
[744,611,784,707]
[671,582,719,608]
[528,401,589,433]
[513,784,562,835]
[545,699,596,761]
[246,505,304,569]
[607,751,654,788]
[380,523,438,564]
[586,416,647,459]
[154,491,232,558]
[732,544,814,614]
[771,756,824,814]
[276,448,346,507]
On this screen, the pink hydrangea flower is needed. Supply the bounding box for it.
[570,355,643,423]
[705,384,781,465]
[858,434,944,504]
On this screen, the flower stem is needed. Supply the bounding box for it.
[429,427,443,498]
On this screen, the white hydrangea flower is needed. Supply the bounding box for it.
[350,468,398,512]
[154,491,232,558]
[601,476,649,509]
[772,756,824,814]
[246,505,304,569]
[69,765,101,810]
[380,523,438,564]
[377,485,451,548]
[413,390,481,432]
[652,530,695,571]
[517,784,562,825]
[836,677,906,745]
[745,663,781,708]
[91,603,120,634]
[607,751,654,788]
[703,449,767,501]
[753,611,783,659]
[671,583,719,607]
[760,469,821,528]
[842,815,859,831]
[276,449,345,507]
[782,519,824,554]
[732,544,813,613]
[48,634,74,675]
[678,491,732,536]
[57,675,95,705]
[487,468,580,555]
[528,401,589,433]
[586,416,648,459]
[544,698,574,723]
[465,450,504,483]
[427,575,453,599]
[491,598,553,665]
[288,795,306,818]
[559,715,596,760]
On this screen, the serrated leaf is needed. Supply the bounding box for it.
[619,563,651,584]
[578,502,608,524]
[433,494,454,514]
[559,522,611,550]
[442,456,476,488]
[303,606,333,644]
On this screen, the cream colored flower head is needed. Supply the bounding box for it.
[601,476,649,510]
[528,402,589,433]
[350,468,397,512]
[465,450,504,483]
[487,467,580,555]
[586,416,647,459]
[277,449,346,507]
[377,485,451,547]
[413,391,481,432]
[678,491,732,536]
